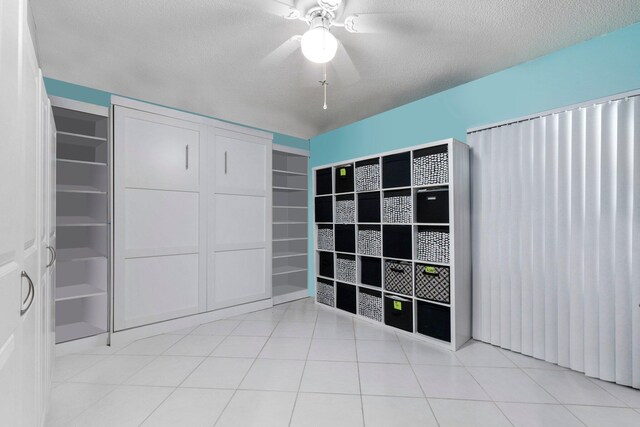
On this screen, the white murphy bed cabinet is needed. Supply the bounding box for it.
[51,99,110,347]
[111,97,273,343]
[272,145,310,304]
[0,0,55,424]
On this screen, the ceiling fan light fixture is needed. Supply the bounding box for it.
[301,18,338,63]
[318,0,342,12]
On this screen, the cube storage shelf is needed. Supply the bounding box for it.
[313,138,470,350]
[272,144,310,304]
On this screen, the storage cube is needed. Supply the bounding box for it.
[336,254,356,283]
[413,145,449,186]
[359,288,382,322]
[384,294,413,332]
[355,159,380,192]
[383,189,412,223]
[357,225,381,256]
[336,282,357,314]
[357,191,381,223]
[416,300,451,342]
[416,188,449,224]
[315,196,333,223]
[317,225,334,251]
[382,152,411,188]
[384,260,413,296]
[416,226,450,264]
[360,256,382,287]
[318,251,334,278]
[415,263,450,303]
[382,225,412,260]
[334,164,354,193]
[316,168,332,195]
[316,280,335,307]
[335,195,355,223]
[335,224,356,253]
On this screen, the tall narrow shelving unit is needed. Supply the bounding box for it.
[272,145,309,304]
[313,138,470,351]
[52,99,110,345]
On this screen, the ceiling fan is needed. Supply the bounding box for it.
[256,0,372,110]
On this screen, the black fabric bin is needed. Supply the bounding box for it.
[416,188,449,224]
[335,164,354,193]
[315,196,333,222]
[360,256,382,287]
[382,225,412,260]
[316,168,332,195]
[382,152,411,189]
[384,294,413,332]
[357,191,381,223]
[336,282,357,314]
[417,300,451,342]
[318,251,334,278]
[335,224,356,253]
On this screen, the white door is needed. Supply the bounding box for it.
[0,0,26,424]
[215,129,268,196]
[209,249,269,309]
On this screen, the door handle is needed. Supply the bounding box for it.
[20,271,35,316]
[46,246,56,268]
[224,151,228,174]
[185,145,189,169]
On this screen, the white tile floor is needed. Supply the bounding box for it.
[48,298,640,427]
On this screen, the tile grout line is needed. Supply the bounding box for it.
[288,299,320,427]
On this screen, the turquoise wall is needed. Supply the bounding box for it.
[308,21,640,294]
[44,78,310,151]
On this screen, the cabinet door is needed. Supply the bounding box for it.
[209,249,269,310]
[214,130,269,196]
[115,254,200,330]
[116,106,201,192]
[214,194,266,250]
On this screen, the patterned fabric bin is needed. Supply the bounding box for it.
[383,190,412,223]
[357,227,381,256]
[415,264,450,303]
[336,255,356,283]
[316,280,334,307]
[335,198,355,223]
[355,163,380,192]
[359,289,383,322]
[384,260,413,296]
[413,146,449,186]
[317,226,334,251]
[417,227,450,264]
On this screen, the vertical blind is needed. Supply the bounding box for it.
[468,95,639,388]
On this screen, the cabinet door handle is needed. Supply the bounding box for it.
[46,246,56,268]
[20,271,35,316]
[224,151,228,174]
[185,145,189,169]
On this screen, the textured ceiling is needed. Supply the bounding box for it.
[31,0,640,139]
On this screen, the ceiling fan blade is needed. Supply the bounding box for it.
[329,42,360,85]
[298,59,324,88]
[339,13,418,34]
[234,0,302,19]
[259,36,302,68]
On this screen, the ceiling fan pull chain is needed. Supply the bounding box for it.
[323,63,328,110]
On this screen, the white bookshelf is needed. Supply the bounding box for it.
[52,100,110,345]
[272,145,310,304]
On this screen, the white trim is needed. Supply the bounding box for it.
[49,96,109,117]
[273,144,310,157]
[467,87,640,134]
[110,95,273,140]
[272,289,309,305]
[110,299,272,346]
[55,333,109,357]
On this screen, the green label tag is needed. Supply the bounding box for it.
[425,266,437,274]
[393,301,402,311]
[340,168,347,176]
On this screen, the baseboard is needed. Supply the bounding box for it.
[55,333,109,357]
[109,299,273,347]
[272,289,309,305]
